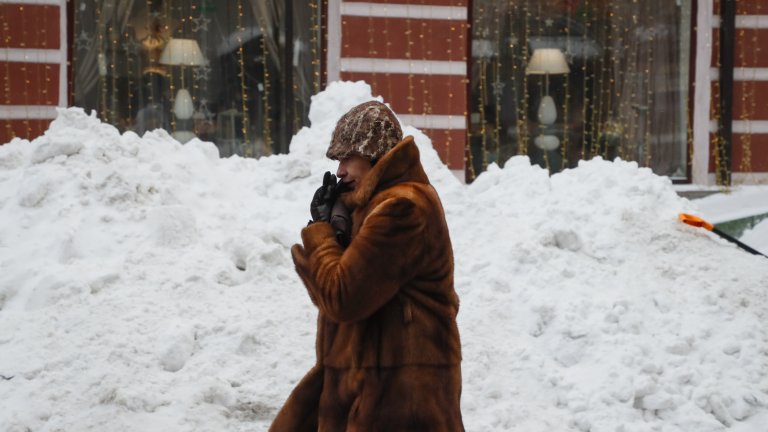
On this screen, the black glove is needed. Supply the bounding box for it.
[309,171,339,223]
[330,200,351,247]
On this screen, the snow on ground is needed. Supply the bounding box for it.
[694,187,768,256]
[1,81,767,432]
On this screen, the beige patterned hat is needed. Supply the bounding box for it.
[326,101,403,162]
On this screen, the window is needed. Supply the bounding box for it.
[469,0,693,180]
[72,0,321,157]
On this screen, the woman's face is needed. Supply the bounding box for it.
[336,155,373,191]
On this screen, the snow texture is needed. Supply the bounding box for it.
[1,82,767,431]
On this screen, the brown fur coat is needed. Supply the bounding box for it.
[270,136,463,431]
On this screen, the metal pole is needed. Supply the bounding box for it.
[718,0,736,186]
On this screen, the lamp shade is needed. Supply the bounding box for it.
[526,48,570,75]
[160,38,206,66]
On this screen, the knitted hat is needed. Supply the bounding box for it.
[326,101,403,162]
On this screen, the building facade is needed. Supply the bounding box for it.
[1,0,766,185]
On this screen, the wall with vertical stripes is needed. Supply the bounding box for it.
[707,0,768,183]
[329,0,469,171]
[0,0,68,144]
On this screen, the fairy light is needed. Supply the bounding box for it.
[508,0,522,164]
[405,16,415,115]
[19,5,32,137]
[591,5,606,159]
[235,1,252,155]
[643,2,654,167]
[491,2,501,164]
[738,1,758,176]
[190,4,199,108]
[711,5,726,187]
[310,1,321,93]
[519,0,530,156]
[382,4,393,108]
[39,6,47,109]
[561,2,572,171]
[627,8,640,162]
[95,2,107,121]
[466,1,483,182]
[165,0,176,133]
[445,11,457,175]
[2,7,14,139]
[617,2,632,161]
[366,3,377,94]
[125,30,134,124]
[110,15,118,124]
[580,0,590,158]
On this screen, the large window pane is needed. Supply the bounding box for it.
[73,0,321,157]
[470,0,692,180]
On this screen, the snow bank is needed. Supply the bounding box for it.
[1,81,767,431]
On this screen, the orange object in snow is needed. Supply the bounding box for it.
[678,213,765,257]
[678,213,714,231]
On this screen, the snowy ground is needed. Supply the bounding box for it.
[694,188,768,256]
[1,81,767,431]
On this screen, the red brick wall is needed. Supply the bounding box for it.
[0,2,65,144]
[710,0,768,175]
[337,0,469,170]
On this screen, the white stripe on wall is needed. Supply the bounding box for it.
[710,67,768,81]
[693,0,714,185]
[0,48,66,64]
[341,57,466,76]
[713,15,768,28]
[0,105,58,119]
[709,172,768,184]
[709,119,768,134]
[399,114,466,130]
[0,0,60,5]
[327,0,341,82]
[341,3,467,20]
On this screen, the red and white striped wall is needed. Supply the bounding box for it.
[0,0,68,144]
[326,0,469,173]
[695,0,768,184]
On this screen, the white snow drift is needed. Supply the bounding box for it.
[1,81,767,431]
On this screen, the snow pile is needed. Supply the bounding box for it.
[1,81,767,432]
[742,219,768,256]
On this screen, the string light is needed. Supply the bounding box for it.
[562,2,572,171]
[125,30,133,125]
[2,5,14,140]
[405,16,415,115]
[738,1,757,178]
[711,4,726,187]
[109,14,118,124]
[492,2,501,165]
[39,6,47,111]
[580,0,590,159]
[643,1,654,168]
[365,3,378,97]
[310,1,321,93]
[519,0,530,156]
[235,0,252,155]
[20,5,31,137]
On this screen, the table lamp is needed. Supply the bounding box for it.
[160,38,206,142]
[526,48,570,150]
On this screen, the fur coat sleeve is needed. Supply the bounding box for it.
[291,195,425,323]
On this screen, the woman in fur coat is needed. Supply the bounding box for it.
[270,101,464,432]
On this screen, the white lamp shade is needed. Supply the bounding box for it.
[160,38,206,66]
[537,95,558,125]
[173,89,194,120]
[526,48,570,75]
